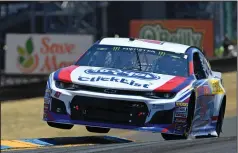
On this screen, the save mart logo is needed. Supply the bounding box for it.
[17,37,39,73]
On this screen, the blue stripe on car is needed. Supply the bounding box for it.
[178,91,192,101]
[172,78,193,93]
[53,69,62,81]
[47,80,51,89]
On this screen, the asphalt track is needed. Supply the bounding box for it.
[3,117,237,153]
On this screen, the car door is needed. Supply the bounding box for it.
[198,53,225,125]
[191,51,216,131]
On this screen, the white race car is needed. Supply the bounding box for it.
[43,37,226,140]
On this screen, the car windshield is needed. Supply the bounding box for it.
[75,44,188,77]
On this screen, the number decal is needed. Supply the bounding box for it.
[203,86,210,95]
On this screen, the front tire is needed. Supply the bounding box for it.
[161,133,187,140]
[215,100,226,137]
[86,126,110,133]
[47,122,74,129]
[161,92,195,140]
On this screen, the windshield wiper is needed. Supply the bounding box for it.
[135,50,142,71]
[122,67,141,71]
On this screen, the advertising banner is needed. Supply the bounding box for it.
[130,20,214,58]
[5,34,93,74]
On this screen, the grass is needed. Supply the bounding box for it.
[222,72,237,116]
[1,97,133,139]
[1,72,236,139]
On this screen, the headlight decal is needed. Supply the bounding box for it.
[55,81,80,90]
[144,91,176,99]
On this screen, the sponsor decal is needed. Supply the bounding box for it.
[112,47,120,51]
[175,112,187,118]
[139,39,165,45]
[196,85,211,96]
[78,76,150,88]
[175,102,188,107]
[110,46,160,54]
[97,47,108,51]
[44,104,49,110]
[54,91,61,98]
[175,106,187,113]
[209,79,224,94]
[104,89,117,94]
[44,98,52,104]
[45,89,52,93]
[44,89,52,98]
[44,93,51,98]
[43,113,47,118]
[84,68,160,80]
[174,118,187,123]
[121,47,158,54]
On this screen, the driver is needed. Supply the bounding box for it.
[153,56,184,76]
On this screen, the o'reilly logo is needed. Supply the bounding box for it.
[139,24,203,47]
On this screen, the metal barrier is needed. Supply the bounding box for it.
[209,57,237,72]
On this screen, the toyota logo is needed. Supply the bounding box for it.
[104,89,117,94]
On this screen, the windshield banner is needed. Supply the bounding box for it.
[130,20,214,58]
[5,34,93,74]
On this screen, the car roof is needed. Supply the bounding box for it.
[99,37,191,54]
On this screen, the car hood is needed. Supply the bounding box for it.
[53,65,192,92]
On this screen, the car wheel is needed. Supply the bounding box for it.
[161,92,195,140]
[47,122,74,129]
[161,133,187,140]
[86,126,110,133]
[216,101,226,137]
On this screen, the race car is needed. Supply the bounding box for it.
[43,37,226,140]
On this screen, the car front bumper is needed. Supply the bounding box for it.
[43,79,192,135]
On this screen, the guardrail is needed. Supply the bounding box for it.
[209,57,237,72]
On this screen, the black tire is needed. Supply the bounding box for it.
[47,122,74,129]
[86,126,110,133]
[161,92,195,140]
[161,133,187,140]
[216,101,226,137]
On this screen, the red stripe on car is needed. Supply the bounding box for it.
[154,76,187,92]
[58,65,79,83]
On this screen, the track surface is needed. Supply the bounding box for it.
[5,117,237,153]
